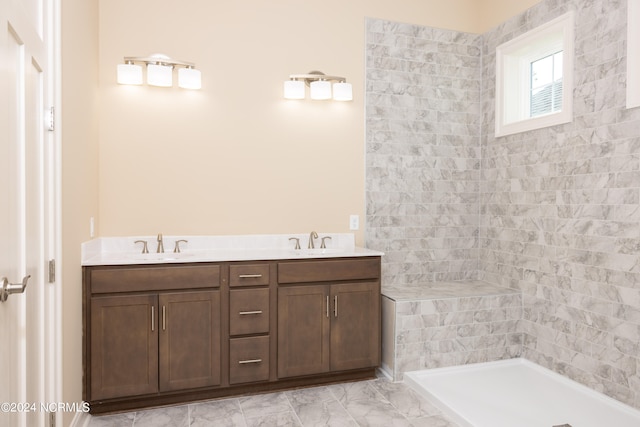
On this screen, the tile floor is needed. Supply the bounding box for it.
[86,377,460,426]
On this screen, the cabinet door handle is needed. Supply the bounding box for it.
[238,274,262,278]
[162,305,166,331]
[239,310,263,315]
[151,306,155,332]
[334,295,338,318]
[238,358,262,364]
[326,296,329,318]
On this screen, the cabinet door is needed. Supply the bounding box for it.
[159,291,221,391]
[90,294,158,400]
[277,285,330,378]
[330,282,380,371]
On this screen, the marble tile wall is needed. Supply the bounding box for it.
[480,0,640,410]
[366,0,640,411]
[381,282,522,380]
[365,19,483,285]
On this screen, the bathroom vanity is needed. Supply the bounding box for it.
[81,234,382,414]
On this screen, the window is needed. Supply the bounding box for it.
[495,12,574,137]
[530,51,563,117]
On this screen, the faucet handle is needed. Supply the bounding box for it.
[308,231,318,249]
[320,236,332,249]
[156,233,165,253]
[134,240,149,254]
[174,239,188,253]
[289,237,301,250]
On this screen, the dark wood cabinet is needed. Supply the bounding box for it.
[277,258,380,379]
[90,290,221,400]
[90,294,158,400]
[159,291,221,391]
[229,288,269,336]
[84,264,221,405]
[277,285,330,377]
[84,256,380,414]
[229,336,270,384]
[330,282,380,371]
[228,263,272,385]
[277,282,379,378]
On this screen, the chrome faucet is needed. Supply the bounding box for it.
[174,239,188,253]
[289,237,301,250]
[134,240,149,254]
[157,233,164,253]
[308,231,318,249]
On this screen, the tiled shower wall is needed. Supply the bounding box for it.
[481,0,640,409]
[366,0,640,410]
[365,20,483,286]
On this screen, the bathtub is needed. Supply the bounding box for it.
[404,358,640,427]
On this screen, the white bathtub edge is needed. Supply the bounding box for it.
[403,358,640,426]
[518,358,640,419]
[404,368,476,427]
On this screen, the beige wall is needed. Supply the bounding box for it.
[479,0,543,31]
[96,0,538,243]
[61,0,99,425]
[59,1,538,425]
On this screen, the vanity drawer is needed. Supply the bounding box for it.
[229,288,269,336]
[278,257,380,284]
[229,264,270,287]
[229,336,270,384]
[90,265,221,294]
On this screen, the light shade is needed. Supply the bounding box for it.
[284,80,305,99]
[147,63,173,87]
[332,82,353,101]
[284,71,352,101]
[118,55,202,90]
[178,67,202,89]
[310,80,332,100]
[117,63,143,85]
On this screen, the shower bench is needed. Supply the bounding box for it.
[381,280,522,381]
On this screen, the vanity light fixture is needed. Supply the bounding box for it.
[117,54,202,89]
[284,71,352,101]
[283,79,305,99]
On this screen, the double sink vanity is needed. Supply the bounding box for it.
[81,233,383,414]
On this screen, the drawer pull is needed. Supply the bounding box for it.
[238,274,263,278]
[238,358,262,364]
[239,310,263,315]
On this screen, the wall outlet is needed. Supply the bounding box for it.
[349,214,359,230]
[90,217,95,238]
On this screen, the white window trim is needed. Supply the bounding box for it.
[628,0,640,109]
[495,12,574,137]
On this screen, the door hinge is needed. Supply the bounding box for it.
[48,259,55,283]
[47,106,55,131]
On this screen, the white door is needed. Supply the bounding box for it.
[0,0,58,426]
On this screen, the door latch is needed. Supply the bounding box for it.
[1,275,31,302]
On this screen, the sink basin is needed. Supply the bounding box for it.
[291,248,346,256]
[133,252,195,261]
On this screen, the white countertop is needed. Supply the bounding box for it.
[82,233,383,266]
